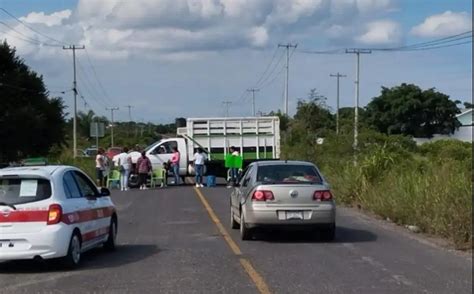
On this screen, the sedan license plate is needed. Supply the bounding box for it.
[286,211,303,220]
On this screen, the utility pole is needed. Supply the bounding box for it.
[124,105,134,137]
[222,101,232,117]
[125,105,133,121]
[278,43,297,116]
[329,73,347,135]
[247,88,259,116]
[63,45,85,158]
[106,107,119,147]
[346,49,371,165]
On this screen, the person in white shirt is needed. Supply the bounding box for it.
[193,148,207,188]
[117,147,132,191]
[95,148,106,187]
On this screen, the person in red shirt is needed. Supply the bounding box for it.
[171,147,180,185]
[136,151,152,190]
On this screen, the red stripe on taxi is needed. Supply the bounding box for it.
[0,206,115,223]
[82,226,110,242]
[0,210,48,222]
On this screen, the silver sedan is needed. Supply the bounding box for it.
[230,160,336,240]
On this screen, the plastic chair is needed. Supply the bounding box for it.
[150,167,165,188]
[107,170,121,189]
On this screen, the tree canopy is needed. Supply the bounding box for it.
[365,83,461,138]
[0,41,66,162]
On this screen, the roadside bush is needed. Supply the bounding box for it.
[283,130,472,249]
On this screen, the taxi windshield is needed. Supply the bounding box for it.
[0,177,52,205]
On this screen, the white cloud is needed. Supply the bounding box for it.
[20,10,72,27]
[411,11,472,38]
[356,19,402,45]
[4,0,397,60]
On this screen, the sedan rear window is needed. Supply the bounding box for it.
[0,177,52,205]
[257,164,322,184]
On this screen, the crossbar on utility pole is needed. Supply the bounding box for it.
[345,49,371,165]
[330,73,347,135]
[278,43,297,116]
[63,45,85,158]
[247,88,259,116]
[106,107,119,147]
[222,101,232,117]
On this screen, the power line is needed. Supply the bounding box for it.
[84,48,113,105]
[253,47,281,87]
[0,8,67,46]
[298,30,473,54]
[76,60,110,108]
[0,22,61,47]
[255,49,286,88]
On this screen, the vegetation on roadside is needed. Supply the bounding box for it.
[279,87,472,249]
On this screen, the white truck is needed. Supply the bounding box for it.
[129,117,280,180]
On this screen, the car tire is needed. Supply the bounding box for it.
[321,223,336,241]
[230,206,239,229]
[61,232,82,269]
[104,218,118,251]
[240,213,253,240]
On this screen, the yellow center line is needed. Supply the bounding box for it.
[193,187,272,294]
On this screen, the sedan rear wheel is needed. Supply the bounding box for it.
[240,213,253,240]
[230,206,239,229]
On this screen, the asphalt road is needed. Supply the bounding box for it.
[0,186,471,294]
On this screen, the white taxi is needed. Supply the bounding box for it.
[0,165,118,268]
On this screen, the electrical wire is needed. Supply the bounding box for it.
[84,48,113,105]
[0,8,67,46]
[0,23,62,47]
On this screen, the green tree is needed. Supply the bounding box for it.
[293,89,335,136]
[463,102,473,109]
[365,83,461,137]
[0,41,66,162]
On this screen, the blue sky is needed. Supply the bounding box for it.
[0,0,471,123]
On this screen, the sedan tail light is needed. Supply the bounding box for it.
[47,204,63,225]
[252,190,274,201]
[313,190,333,201]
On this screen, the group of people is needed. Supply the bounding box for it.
[94,145,210,190]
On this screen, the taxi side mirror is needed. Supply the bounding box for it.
[100,187,111,197]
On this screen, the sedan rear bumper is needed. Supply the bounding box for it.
[244,203,336,227]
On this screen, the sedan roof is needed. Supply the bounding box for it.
[253,160,315,167]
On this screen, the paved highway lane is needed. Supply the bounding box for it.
[0,186,471,294]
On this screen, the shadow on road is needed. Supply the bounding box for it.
[255,226,377,244]
[0,244,159,274]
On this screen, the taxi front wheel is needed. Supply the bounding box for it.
[61,232,82,269]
